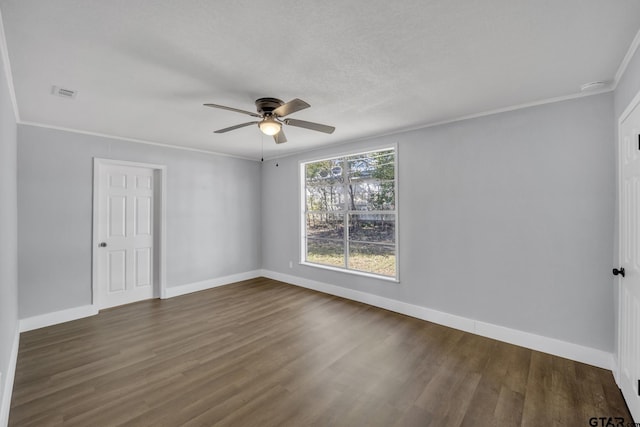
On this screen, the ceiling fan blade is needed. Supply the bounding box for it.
[204,103,261,118]
[214,121,258,133]
[284,118,335,134]
[274,129,287,144]
[273,98,310,117]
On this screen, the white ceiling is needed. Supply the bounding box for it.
[2,1,640,160]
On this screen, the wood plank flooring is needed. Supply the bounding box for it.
[9,278,632,426]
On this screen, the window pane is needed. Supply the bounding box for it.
[346,181,395,211]
[306,213,343,239]
[348,214,395,244]
[348,242,396,277]
[306,159,343,185]
[307,238,345,268]
[346,149,395,182]
[306,185,345,211]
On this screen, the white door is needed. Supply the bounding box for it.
[618,97,640,421]
[96,164,155,309]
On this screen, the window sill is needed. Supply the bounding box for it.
[300,261,399,283]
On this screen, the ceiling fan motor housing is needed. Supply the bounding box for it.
[255,98,284,116]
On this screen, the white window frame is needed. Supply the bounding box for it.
[299,144,399,282]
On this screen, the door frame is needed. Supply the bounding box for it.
[616,88,640,385]
[92,158,167,307]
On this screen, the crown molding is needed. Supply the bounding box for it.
[19,121,258,161]
[613,27,640,89]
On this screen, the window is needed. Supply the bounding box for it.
[301,147,397,279]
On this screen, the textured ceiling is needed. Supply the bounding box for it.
[2,0,640,160]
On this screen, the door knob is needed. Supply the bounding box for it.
[613,267,625,277]
[99,242,107,248]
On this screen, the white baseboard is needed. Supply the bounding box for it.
[19,305,98,333]
[0,328,19,427]
[260,269,613,370]
[12,271,614,372]
[17,270,261,332]
[612,353,621,386]
[473,319,614,370]
[164,270,261,299]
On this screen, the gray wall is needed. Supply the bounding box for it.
[18,125,262,318]
[262,93,615,352]
[0,42,18,412]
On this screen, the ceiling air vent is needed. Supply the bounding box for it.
[51,85,77,99]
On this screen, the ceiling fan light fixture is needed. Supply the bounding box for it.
[259,117,281,136]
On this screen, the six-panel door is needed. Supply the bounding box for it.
[619,99,640,422]
[97,164,154,309]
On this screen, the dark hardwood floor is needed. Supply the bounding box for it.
[9,278,632,426]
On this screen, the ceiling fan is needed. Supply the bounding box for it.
[204,97,335,144]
